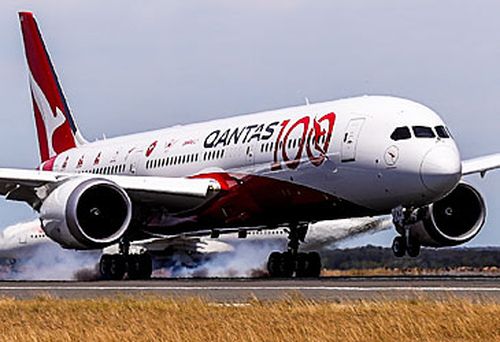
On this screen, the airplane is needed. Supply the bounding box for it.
[0,11,497,280]
[0,217,391,275]
[0,220,49,264]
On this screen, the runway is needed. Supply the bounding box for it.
[0,276,499,301]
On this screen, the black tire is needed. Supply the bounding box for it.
[126,255,142,280]
[406,241,421,258]
[140,253,153,279]
[99,254,113,280]
[109,255,126,280]
[392,236,406,258]
[306,252,321,278]
[295,253,309,278]
[127,254,153,280]
[267,252,282,277]
[279,252,294,278]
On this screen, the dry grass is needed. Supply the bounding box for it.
[322,266,500,277]
[0,295,498,341]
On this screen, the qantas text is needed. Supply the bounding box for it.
[204,112,336,170]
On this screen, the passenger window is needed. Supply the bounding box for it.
[435,126,450,139]
[413,126,436,138]
[390,127,411,141]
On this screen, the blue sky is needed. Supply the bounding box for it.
[0,0,499,247]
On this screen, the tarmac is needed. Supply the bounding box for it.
[0,276,499,301]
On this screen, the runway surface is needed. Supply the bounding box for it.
[0,276,499,301]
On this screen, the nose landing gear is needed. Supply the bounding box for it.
[266,223,322,278]
[391,206,422,258]
[391,235,421,258]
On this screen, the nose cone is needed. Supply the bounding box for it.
[420,146,462,194]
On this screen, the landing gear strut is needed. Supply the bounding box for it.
[391,206,421,258]
[266,223,321,278]
[99,239,153,280]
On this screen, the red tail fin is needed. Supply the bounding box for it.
[19,12,86,163]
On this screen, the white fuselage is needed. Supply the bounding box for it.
[42,95,461,217]
[0,220,48,260]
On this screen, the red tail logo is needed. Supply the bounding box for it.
[19,12,86,163]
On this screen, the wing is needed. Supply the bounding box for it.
[462,154,500,177]
[0,168,221,210]
[0,168,61,205]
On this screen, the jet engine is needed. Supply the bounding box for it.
[396,183,486,248]
[39,178,132,249]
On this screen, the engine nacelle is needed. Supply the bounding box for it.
[397,183,486,247]
[40,178,132,249]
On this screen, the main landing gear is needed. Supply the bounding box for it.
[391,206,421,258]
[267,223,322,278]
[99,240,153,280]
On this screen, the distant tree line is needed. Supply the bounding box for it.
[321,246,500,270]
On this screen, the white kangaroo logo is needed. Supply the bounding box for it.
[29,72,66,158]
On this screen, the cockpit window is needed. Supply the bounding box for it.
[435,126,450,139]
[390,127,412,141]
[413,126,436,138]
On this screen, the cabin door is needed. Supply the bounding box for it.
[341,118,365,162]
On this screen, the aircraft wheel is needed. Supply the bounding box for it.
[279,252,294,278]
[100,254,126,280]
[306,252,322,278]
[138,253,153,279]
[392,236,406,258]
[127,254,153,280]
[99,254,112,279]
[110,255,126,280]
[267,252,282,277]
[406,241,421,258]
[268,251,319,278]
[295,253,308,278]
[126,255,142,280]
